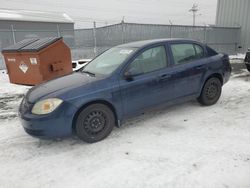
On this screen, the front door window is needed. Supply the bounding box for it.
[127,46,167,76]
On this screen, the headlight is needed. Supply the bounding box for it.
[31,98,63,115]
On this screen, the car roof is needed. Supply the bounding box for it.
[117,38,201,48]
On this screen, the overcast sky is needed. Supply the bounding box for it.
[1,0,218,28]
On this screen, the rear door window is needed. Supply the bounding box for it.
[194,44,204,58]
[170,43,204,65]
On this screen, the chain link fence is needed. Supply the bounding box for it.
[0,22,241,69]
[73,23,241,60]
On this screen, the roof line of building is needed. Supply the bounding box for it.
[0,9,74,24]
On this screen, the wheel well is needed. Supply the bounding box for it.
[199,73,223,97]
[72,100,118,131]
[206,73,223,85]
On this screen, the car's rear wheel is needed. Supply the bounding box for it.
[75,104,115,143]
[197,77,222,106]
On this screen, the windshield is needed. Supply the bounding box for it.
[82,47,137,75]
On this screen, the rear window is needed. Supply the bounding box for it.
[206,46,218,56]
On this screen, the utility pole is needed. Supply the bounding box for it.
[189,4,199,26]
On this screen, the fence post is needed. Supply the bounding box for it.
[169,25,172,38]
[93,21,97,57]
[204,25,207,44]
[169,20,173,38]
[57,24,61,37]
[121,20,125,43]
[11,25,16,44]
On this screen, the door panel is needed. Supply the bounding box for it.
[119,45,172,117]
[169,60,207,99]
[119,72,162,116]
[169,43,208,99]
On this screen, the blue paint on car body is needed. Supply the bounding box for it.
[19,39,231,139]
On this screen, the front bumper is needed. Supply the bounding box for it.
[19,100,78,139]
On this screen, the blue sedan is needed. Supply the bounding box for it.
[19,39,231,143]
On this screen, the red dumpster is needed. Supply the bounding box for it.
[2,37,72,85]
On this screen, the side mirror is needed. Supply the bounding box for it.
[124,71,134,81]
[124,67,141,81]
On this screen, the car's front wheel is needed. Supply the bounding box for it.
[197,77,222,106]
[75,104,115,143]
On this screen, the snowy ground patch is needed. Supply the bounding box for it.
[229,53,246,60]
[0,61,250,188]
[0,70,30,120]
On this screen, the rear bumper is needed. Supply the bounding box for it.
[223,69,231,84]
[222,62,231,85]
[19,101,78,139]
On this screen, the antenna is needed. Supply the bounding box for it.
[189,3,199,26]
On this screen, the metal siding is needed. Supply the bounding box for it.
[246,2,250,50]
[216,0,250,51]
[227,0,233,26]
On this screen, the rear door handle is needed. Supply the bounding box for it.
[159,74,171,81]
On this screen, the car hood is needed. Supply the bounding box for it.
[26,72,101,103]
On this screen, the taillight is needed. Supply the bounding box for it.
[221,54,229,63]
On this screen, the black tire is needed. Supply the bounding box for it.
[246,64,250,72]
[197,77,222,106]
[75,104,115,143]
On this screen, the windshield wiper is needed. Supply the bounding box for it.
[82,70,96,77]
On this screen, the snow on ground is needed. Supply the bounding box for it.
[229,53,246,60]
[0,70,30,120]
[0,61,250,188]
